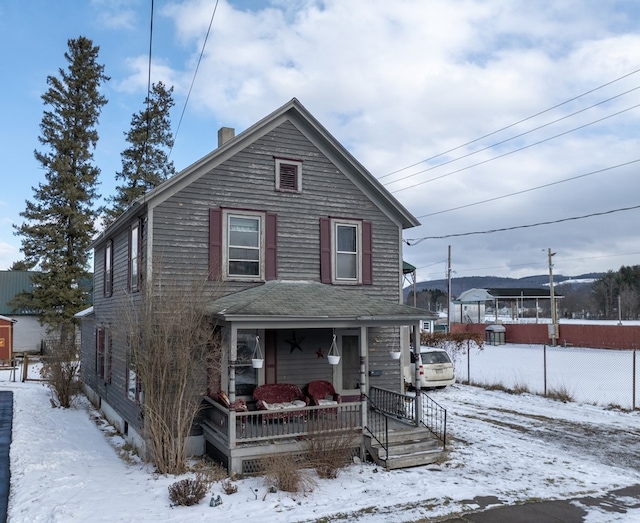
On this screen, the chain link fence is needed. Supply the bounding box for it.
[453,344,638,410]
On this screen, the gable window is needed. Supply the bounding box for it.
[320,217,373,285]
[129,220,141,291]
[103,240,113,297]
[209,208,278,281]
[275,158,302,193]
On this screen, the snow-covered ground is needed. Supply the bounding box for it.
[4,347,640,522]
[454,343,639,410]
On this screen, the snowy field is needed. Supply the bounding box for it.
[2,351,640,522]
[453,343,639,410]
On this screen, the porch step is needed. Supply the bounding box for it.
[365,426,445,470]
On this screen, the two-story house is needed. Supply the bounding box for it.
[80,99,443,474]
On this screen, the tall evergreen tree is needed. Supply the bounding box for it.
[103,81,175,224]
[13,36,108,335]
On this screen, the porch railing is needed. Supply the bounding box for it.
[201,396,362,447]
[367,386,447,448]
[362,391,388,457]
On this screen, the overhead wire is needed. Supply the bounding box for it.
[169,0,220,159]
[404,203,640,245]
[384,86,640,188]
[414,158,640,219]
[391,102,640,194]
[380,66,640,180]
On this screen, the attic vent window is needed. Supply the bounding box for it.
[275,158,302,193]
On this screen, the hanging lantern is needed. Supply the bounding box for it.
[327,334,340,365]
[251,335,264,368]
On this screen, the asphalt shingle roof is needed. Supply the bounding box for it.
[207,280,430,322]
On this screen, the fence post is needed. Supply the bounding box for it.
[633,350,636,411]
[467,344,471,384]
[543,344,547,396]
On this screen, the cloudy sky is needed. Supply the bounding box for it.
[1,0,639,283]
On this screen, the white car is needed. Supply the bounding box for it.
[404,347,455,389]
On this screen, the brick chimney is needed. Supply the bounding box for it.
[218,127,235,147]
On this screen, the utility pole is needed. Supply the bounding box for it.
[547,248,558,346]
[447,245,452,333]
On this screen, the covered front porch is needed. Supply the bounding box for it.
[201,280,446,475]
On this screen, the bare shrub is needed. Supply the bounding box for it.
[168,473,209,506]
[512,381,531,395]
[546,385,574,403]
[222,479,238,495]
[262,454,315,493]
[40,334,81,408]
[119,268,222,475]
[304,425,359,479]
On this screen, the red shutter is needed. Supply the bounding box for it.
[320,217,332,283]
[209,209,222,280]
[362,220,373,285]
[265,213,278,280]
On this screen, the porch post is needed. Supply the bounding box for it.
[229,324,238,403]
[360,326,368,462]
[414,321,422,427]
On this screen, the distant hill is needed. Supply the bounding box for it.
[403,273,603,300]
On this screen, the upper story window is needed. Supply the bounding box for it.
[103,240,113,297]
[335,223,359,281]
[209,208,278,282]
[129,220,141,291]
[275,158,302,193]
[320,217,373,285]
[228,214,261,277]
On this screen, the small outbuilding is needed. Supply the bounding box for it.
[0,315,16,362]
[485,324,506,345]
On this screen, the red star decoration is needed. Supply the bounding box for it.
[316,348,325,359]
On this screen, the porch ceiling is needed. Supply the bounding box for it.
[207,280,427,326]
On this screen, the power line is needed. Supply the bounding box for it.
[416,251,640,279]
[169,0,220,159]
[404,203,640,245]
[415,159,640,219]
[380,66,640,180]
[384,86,640,188]
[391,102,640,194]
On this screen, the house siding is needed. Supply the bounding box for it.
[151,121,403,302]
[84,214,146,433]
[82,105,417,458]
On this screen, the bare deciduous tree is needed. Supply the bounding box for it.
[119,271,221,474]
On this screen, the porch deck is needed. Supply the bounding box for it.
[201,386,448,474]
[201,397,363,475]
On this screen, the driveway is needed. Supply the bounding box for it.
[0,391,12,523]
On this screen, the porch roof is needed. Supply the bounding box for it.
[207,280,426,326]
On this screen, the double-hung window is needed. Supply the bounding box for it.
[335,223,359,281]
[209,208,277,281]
[129,220,141,291]
[104,240,113,297]
[228,215,261,277]
[320,217,372,285]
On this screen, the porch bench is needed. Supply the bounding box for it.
[253,383,309,421]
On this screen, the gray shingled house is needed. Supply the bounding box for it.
[79,99,445,474]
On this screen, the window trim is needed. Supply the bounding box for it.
[320,217,372,285]
[275,157,302,193]
[223,209,265,281]
[332,219,362,284]
[128,220,141,292]
[103,240,113,297]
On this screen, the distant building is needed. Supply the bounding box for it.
[0,271,46,352]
